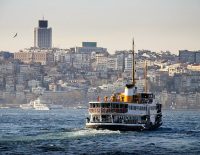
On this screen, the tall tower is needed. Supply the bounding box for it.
[34,19,52,48]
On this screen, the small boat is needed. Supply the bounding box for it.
[20,102,34,110]
[0,106,10,109]
[170,102,176,110]
[20,98,49,110]
[32,98,49,110]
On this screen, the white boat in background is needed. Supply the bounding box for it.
[0,106,10,109]
[20,102,34,110]
[32,98,49,110]
[20,98,49,110]
[170,102,176,110]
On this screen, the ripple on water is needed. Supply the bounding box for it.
[0,109,200,154]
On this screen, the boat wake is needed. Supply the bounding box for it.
[0,128,121,142]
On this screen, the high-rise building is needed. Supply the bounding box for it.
[179,50,200,64]
[82,42,97,47]
[75,42,107,54]
[124,54,133,72]
[179,50,195,63]
[34,19,52,48]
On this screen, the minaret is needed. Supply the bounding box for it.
[132,38,136,87]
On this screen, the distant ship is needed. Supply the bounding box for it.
[170,102,176,110]
[0,106,10,109]
[20,102,33,110]
[86,39,162,131]
[20,98,49,110]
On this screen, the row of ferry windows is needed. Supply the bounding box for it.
[90,103,128,109]
[129,106,157,110]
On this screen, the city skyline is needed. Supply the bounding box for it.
[0,0,200,53]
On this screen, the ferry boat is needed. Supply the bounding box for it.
[86,39,162,131]
[20,98,49,110]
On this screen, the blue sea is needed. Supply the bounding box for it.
[0,108,200,155]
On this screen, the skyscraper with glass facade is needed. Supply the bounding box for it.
[34,19,52,48]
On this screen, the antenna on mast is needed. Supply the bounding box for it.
[132,38,136,86]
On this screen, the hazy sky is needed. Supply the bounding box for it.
[0,0,200,54]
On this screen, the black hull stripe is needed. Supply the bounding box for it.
[86,123,162,131]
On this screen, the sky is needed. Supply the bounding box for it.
[0,0,200,54]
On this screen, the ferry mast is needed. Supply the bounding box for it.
[132,38,136,86]
[144,61,148,93]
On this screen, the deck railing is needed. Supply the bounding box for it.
[89,108,128,113]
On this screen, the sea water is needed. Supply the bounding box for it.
[0,108,200,155]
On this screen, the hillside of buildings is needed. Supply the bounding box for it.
[1,47,200,109]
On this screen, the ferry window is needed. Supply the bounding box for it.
[105,103,108,108]
[104,103,107,108]
[104,103,110,108]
